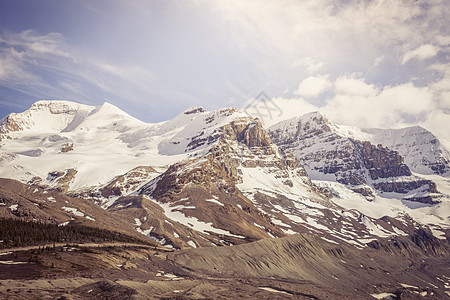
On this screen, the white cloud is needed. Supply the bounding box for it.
[0,46,50,96]
[264,73,447,140]
[208,0,448,65]
[402,44,439,64]
[334,75,378,97]
[322,78,436,130]
[428,63,450,112]
[421,110,450,143]
[294,75,332,98]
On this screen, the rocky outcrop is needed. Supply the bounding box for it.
[356,141,411,179]
[184,107,206,115]
[46,168,78,192]
[60,143,73,153]
[233,120,273,151]
[100,166,158,198]
[0,115,23,140]
[374,179,437,194]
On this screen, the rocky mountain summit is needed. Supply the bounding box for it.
[362,126,450,176]
[268,112,441,203]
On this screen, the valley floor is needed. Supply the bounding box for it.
[0,234,448,299]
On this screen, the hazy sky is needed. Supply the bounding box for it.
[0,1,449,140]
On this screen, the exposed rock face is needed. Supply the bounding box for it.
[184,107,206,115]
[269,112,440,202]
[269,112,364,187]
[100,166,158,198]
[0,115,23,141]
[230,119,273,151]
[410,228,449,256]
[356,141,411,180]
[46,168,78,193]
[363,126,450,176]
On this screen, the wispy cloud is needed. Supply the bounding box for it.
[402,44,439,64]
[207,0,448,65]
[0,30,155,107]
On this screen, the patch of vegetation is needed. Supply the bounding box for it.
[0,218,151,248]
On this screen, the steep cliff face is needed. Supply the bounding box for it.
[362,126,450,176]
[357,141,411,179]
[268,112,440,202]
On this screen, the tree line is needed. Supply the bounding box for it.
[0,218,150,248]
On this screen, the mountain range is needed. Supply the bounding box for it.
[0,100,449,298]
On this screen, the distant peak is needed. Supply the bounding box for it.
[32,99,86,106]
[90,101,141,122]
[30,100,95,114]
[290,111,328,125]
[99,101,114,107]
[183,107,206,115]
[31,100,72,108]
[300,111,326,120]
[95,101,119,112]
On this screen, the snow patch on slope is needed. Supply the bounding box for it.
[143,195,245,238]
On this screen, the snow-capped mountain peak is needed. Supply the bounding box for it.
[269,111,355,141]
[0,100,149,138]
[30,100,93,113]
[360,126,450,176]
[0,100,96,138]
[268,112,441,204]
[270,112,450,177]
